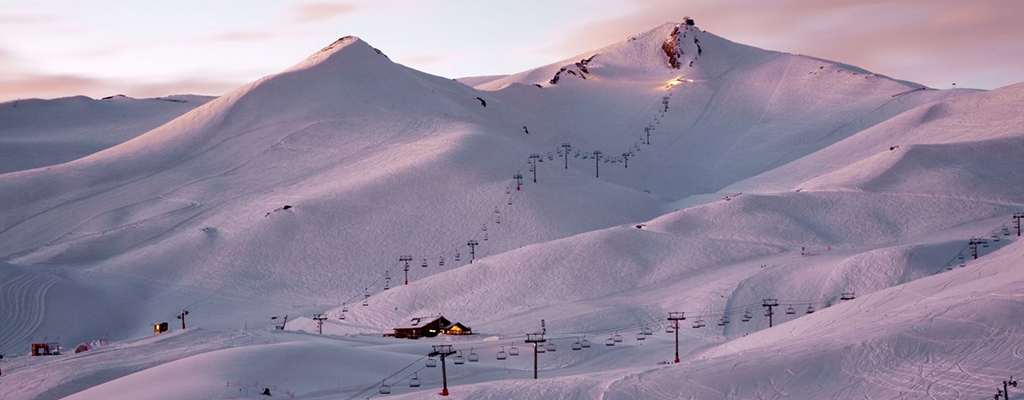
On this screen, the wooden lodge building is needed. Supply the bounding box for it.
[389,315,472,339]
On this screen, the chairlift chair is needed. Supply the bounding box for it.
[806,304,815,314]
[409,373,421,388]
[992,233,1000,242]
[572,340,583,350]
[605,336,615,346]
[484,232,488,241]
[508,345,520,356]
[636,332,646,340]
[722,315,730,324]
[426,357,437,368]
[613,333,623,343]
[496,347,508,360]
[439,256,445,267]
[785,306,796,315]
[421,259,428,268]
[379,381,391,394]
[665,325,675,333]
[642,326,653,335]
[536,343,547,353]
[581,338,592,348]
[546,342,557,352]
[468,349,480,362]
[339,313,346,320]
[342,303,348,313]
[453,351,465,365]
[507,198,513,206]
[692,319,701,329]
[455,251,461,262]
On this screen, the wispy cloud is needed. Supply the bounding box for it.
[290,2,359,24]
[209,30,277,43]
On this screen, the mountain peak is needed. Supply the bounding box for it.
[283,35,390,74]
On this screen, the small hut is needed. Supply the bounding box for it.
[391,316,473,339]
[443,322,472,336]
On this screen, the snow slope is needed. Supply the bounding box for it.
[0,95,212,174]
[1,21,1022,400]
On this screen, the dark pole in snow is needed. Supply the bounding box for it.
[525,333,546,379]
[529,154,540,183]
[431,345,456,396]
[177,310,189,330]
[667,312,685,363]
[399,255,412,285]
[762,299,778,328]
[467,240,478,263]
[593,151,602,178]
[969,237,986,259]
[313,314,327,334]
[1014,213,1023,236]
[561,143,571,169]
[622,152,630,168]
[514,173,523,191]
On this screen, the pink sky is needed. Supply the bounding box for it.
[1,0,1022,102]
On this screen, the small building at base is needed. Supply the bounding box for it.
[390,315,472,339]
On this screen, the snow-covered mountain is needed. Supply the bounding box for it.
[1,21,1022,400]
[0,94,213,174]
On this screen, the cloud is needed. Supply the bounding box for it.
[208,30,276,43]
[290,2,359,24]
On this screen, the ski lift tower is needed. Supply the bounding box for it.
[644,126,651,145]
[177,310,189,330]
[561,143,572,169]
[667,311,686,363]
[467,240,479,264]
[399,255,413,285]
[429,344,457,396]
[622,152,630,168]
[525,333,547,379]
[592,151,602,178]
[1014,212,1024,236]
[513,173,523,191]
[969,237,987,259]
[529,154,540,183]
[762,299,778,327]
[313,314,327,334]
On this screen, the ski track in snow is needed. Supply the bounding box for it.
[0,267,59,355]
